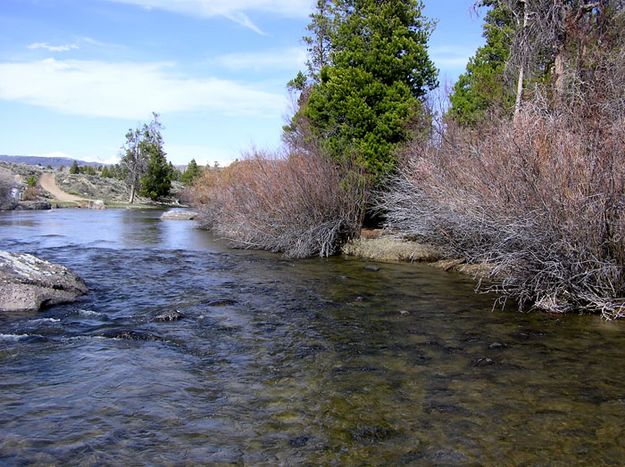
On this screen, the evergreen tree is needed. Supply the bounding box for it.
[120,113,170,202]
[291,0,438,183]
[83,166,97,176]
[140,150,171,200]
[449,1,623,123]
[139,113,171,200]
[138,114,171,200]
[168,162,182,182]
[448,1,515,125]
[69,160,80,174]
[181,159,201,185]
[303,0,335,81]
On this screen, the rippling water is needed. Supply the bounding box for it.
[1,209,624,464]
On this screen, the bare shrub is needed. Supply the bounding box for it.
[192,150,366,258]
[21,186,40,201]
[381,47,625,318]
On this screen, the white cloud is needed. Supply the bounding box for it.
[106,0,313,34]
[27,42,79,52]
[0,58,287,120]
[213,47,306,72]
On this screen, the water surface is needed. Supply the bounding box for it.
[1,209,624,464]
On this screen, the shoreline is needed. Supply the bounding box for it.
[343,231,493,276]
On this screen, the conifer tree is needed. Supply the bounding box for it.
[138,114,171,200]
[448,1,515,125]
[181,159,201,185]
[290,0,438,183]
[69,160,80,174]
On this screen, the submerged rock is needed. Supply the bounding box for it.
[0,251,88,312]
[488,342,507,350]
[364,264,381,272]
[98,329,165,341]
[154,309,184,322]
[206,298,238,307]
[472,357,495,367]
[288,436,310,448]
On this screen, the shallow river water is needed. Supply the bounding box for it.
[1,209,624,465]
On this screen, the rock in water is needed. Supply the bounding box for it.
[0,251,88,312]
[160,210,198,221]
[154,309,184,322]
[90,200,106,210]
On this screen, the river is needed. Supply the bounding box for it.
[0,209,624,464]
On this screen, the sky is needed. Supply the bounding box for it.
[0,0,485,166]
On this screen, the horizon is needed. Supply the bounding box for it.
[0,0,484,166]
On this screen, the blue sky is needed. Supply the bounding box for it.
[0,0,484,166]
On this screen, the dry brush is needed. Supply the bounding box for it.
[381,48,625,317]
[192,150,366,258]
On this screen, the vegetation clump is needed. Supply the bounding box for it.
[382,0,625,318]
[194,0,437,257]
[192,0,625,318]
[192,150,366,258]
[181,159,202,185]
[120,113,173,202]
[285,0,437,184]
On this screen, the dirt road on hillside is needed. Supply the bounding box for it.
[39,173,86,202]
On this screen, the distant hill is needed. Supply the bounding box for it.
[0,155,104,169]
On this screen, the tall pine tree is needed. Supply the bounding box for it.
[139,114,171,201]
[287,0,438,184]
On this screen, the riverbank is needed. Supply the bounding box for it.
[342,232,500,296]
[343,234,492,274]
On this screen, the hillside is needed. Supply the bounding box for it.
[0,155,103,169]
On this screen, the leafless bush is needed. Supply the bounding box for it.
[382,51,625,318]
[192,149,366,258]
[20,186,40,201]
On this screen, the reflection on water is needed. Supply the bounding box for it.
[0,209,624,464]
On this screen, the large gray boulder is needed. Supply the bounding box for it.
[0,251,88,312]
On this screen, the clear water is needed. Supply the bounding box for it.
[1,209,624,465]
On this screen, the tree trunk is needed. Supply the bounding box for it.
[129,183,135,204]
[554,50,566,98]
[514,0,529,119]
[514,63,525,118]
